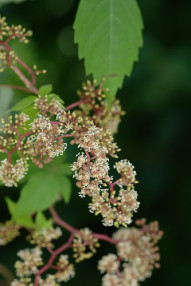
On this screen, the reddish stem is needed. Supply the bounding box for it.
[7,153,12,163]
[14,128,21,137]
[107,178,121,193]
[113,179,121,186]
[115,256,122,278]
[0,40,37,88]
[0,84,32,93]
[65,98,89,111]
[17,57,36,86]
[50,121,63,125]
[6,130,33,162]
[49,207,78,234]
[49,265,62,270]
[92,233,119,245]
[11,65,38,95]
[0,41,11,51]
[107,180,114,192]
[50,207,119,245]
[46,247,53,254]
[34,235,74,286]
[4,36,13,44]
[9,130,33,155]
[5,122,73,163]
[90,155,96,160]
[2,148,8,155]
[54,134,74,141]
[84,149,90,160]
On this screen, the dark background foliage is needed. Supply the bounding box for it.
[0,0,191,285]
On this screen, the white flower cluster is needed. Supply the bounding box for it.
[115,160,137,187]
[14,247,43,277]
[55,255,75,282]
[29,227,62,248]
[72,228,100,263]
[0,220,20,245]
[72,146,139,227]
[0,159,28,187]
[29,116,67,167]
[98,221,163,286]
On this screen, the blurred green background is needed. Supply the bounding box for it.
[0,0,191,285]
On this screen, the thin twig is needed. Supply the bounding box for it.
[65,98,89,111]
[34,235,74,286]
[0,84,32,93]
[49,207,78,234]
[0,40,37,87]
[11,65,38,95]
[50,207,119,245]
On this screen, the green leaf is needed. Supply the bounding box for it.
[5,197,16,216]
[48,93,64,105]
[74,0,143,103]
[11,95,36,111]
[17,105,38,134]
[59,163,72,176]
[56,174,72,203]
[35,212,52,229]
[16,216,35,228]
[48,93,65,109]
[22,105,38,122]
[39,84,53,97]
[5,197,35,228]
[14,170,60,218]
[50,153,66,166]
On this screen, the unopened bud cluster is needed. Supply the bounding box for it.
[33,65,47,75]
[0,16,32,43]
[14,247,43,277]
[72,228,100,262]
[0,49,18,72]
[77,79,125,135]
[28,227,62,248]
[55,255,75,282]
[0,220,20,245]
[0,159,28,187]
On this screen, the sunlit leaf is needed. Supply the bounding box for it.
[16,216,35,228]
[17,105,38,134]
[14,170,60,218]
[59,163,72,176]
[5,197,35,228]
[5,197,16,216]
[55,174,72,203]
[48,93,65,108]
[39,84,53,97]
[35,212,53,229]
[11,95,36,111]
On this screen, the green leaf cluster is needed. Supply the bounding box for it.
[6,197,52,229]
